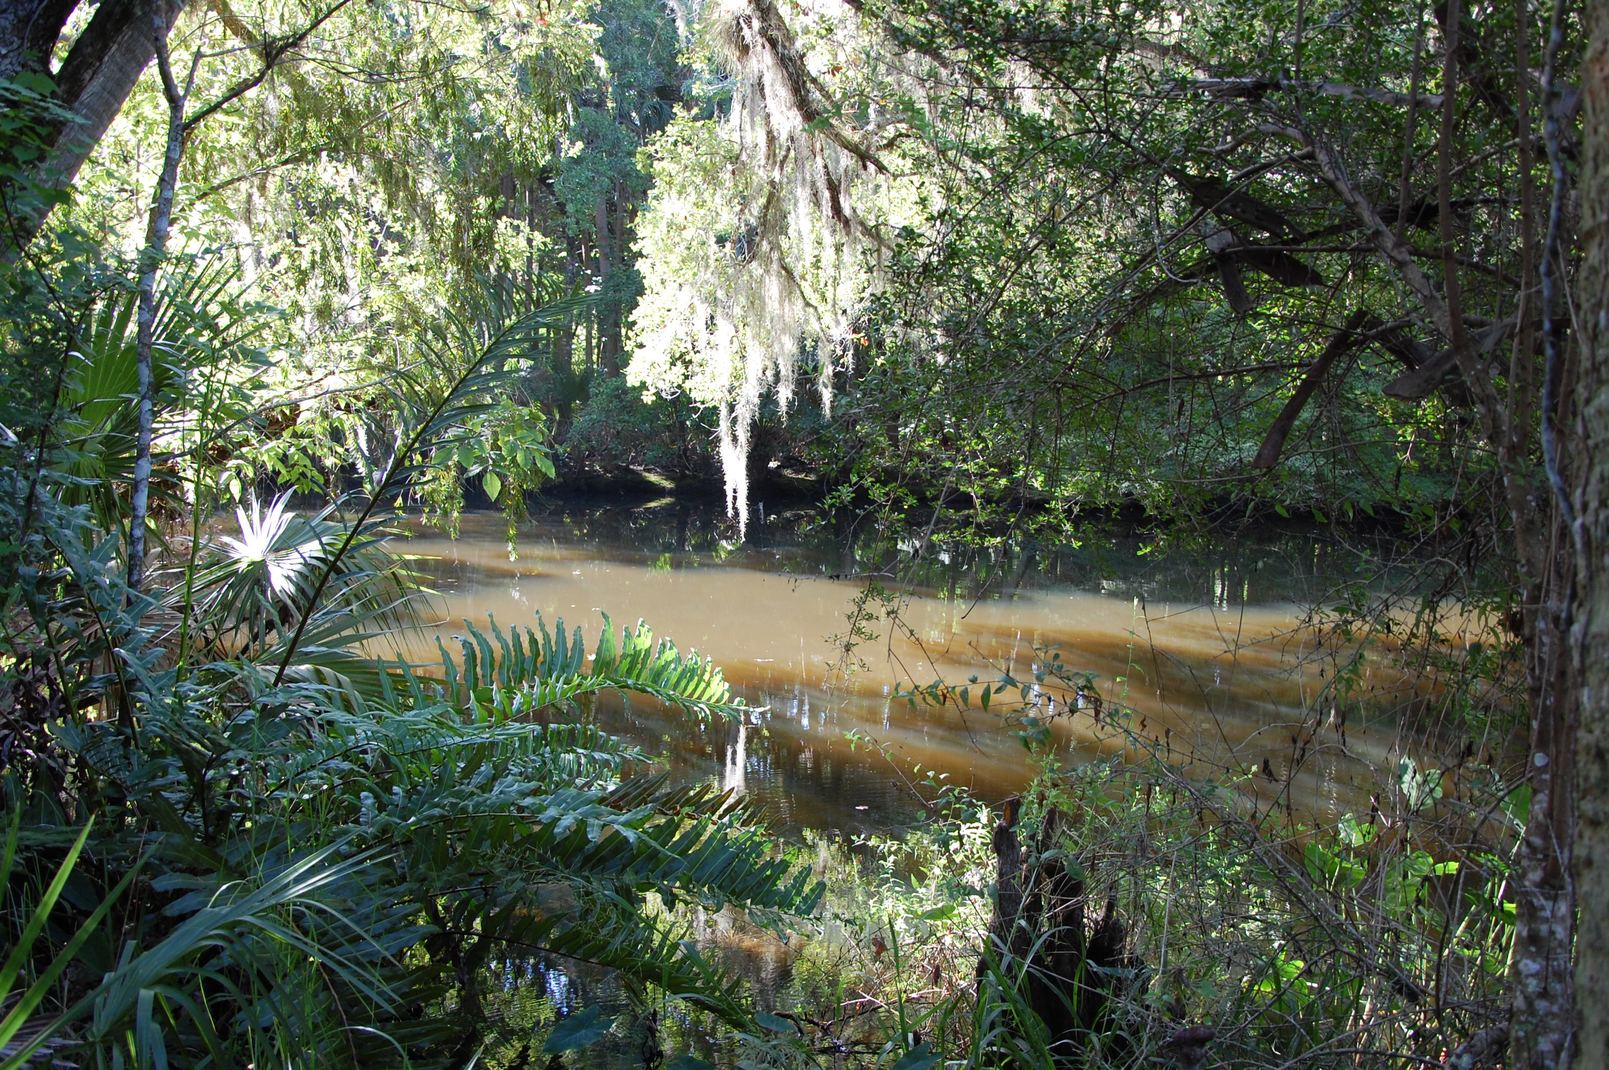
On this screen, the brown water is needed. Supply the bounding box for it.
[388,500,1489,834]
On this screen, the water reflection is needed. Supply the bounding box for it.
[479,906,800,1070]
[384,500,1497,833]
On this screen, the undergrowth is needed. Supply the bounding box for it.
[742,659,1522,1070]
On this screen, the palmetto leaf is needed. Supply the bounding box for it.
[216,493,316,601]
[187,491,418,656]
[53,254,265,536]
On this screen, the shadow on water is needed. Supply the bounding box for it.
[476,905,803,1070]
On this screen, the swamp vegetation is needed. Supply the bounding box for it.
[2,0,1608,1066]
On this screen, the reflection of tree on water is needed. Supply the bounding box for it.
[479,904,797,1069]
[723,720,746,796]
[588,688,934,835]
[456,493,1428,610]
[404,502,1503,836]
[411,500,1514,1067]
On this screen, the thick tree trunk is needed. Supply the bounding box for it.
[1495,0,1588,1054]
[3,0,187,251]
[1574,0,1609,1060]
[0,0,77,83]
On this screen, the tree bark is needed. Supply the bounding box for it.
[1510,556,1579,1070]
[126,8,188,595]
[595,194,619,376]
[0,0,77,83]
[1508,0,1588,1059]
[1573,0,1609,1060]
[2,0,188,251]
[1250,309,1369,468]
[979,801,1143,1064]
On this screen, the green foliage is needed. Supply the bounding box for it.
[820,624,1522,1068]
[434,612,750,720]
[195,491,416,650]
[3,0,1560,1064]
[774,738,1516,1069]
[2,496,822,1068]
[1,245,820,1068]
[0,73,79,268]
[620,0,1560,550]
[564,375,708,472]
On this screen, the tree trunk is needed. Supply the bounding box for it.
[1574,0,1609,1060]
[595,194,619,376]
[126,9,187,595]
[979,800,1144,1065]
[1510,557,1579,1070]
[4,0,187,251]
[0,0,77,83]
[554,233,578,390]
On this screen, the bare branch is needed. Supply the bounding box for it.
[1251,309,1370,469]
[1169,76,1444,108]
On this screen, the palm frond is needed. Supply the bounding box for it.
[269,291,593,685]
[184,491,420,655]
[52,252,265,536]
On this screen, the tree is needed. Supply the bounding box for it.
[1,0,186,251]
[628,0,905,526]
[633,0,1591,1061]
[553,0,683,377]
[1574,0,1608,1060]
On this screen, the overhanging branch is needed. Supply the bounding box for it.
[1251,309,1370,469]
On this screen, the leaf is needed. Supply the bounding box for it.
[891,1042,942,1070]
[0,819,95,1003]
[1502,783,1532,828]
[543,1005,615,1054]
[755,1011,793,1033]
[483,470,502,501]
[667,1058,717,1070]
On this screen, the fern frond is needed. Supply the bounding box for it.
[439,614,750,720]
[503,899,748,1023]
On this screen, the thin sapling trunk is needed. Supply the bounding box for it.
[126,10,193,596]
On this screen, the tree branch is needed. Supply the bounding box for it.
[1251,309,1369,469]
[1169,75,1444,109]
[182,0,354,133]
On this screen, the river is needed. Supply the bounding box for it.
[384,497,1505,1064]
[391,498,1494,834]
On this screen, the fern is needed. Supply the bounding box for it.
[433,612,750,720]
